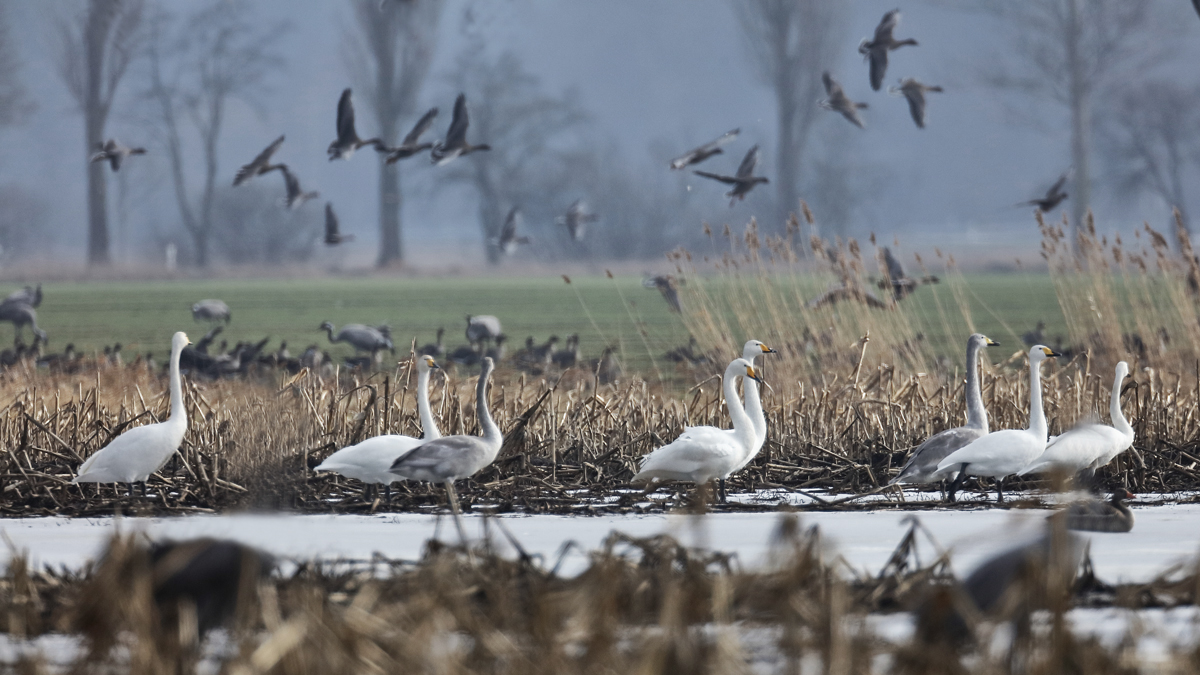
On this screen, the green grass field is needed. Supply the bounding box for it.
[11,274,1066,376]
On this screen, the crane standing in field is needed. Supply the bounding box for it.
[320,321,394,361]
[191,299,231,325]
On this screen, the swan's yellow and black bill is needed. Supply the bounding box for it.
[425,356,441,369]
[1041,346,1062,357]
[759,343,777,354]
[985,337,1000,346]
[744,365,763,383]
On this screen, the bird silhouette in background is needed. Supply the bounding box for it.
[693,144,770,206]
[492,207,531,254]
[328,89,383,161]
[1019,170,1071,212]
[233,135,285,186]
[90,139,146,172]
[819,72,868,129]
[876,247,939,300]
[669,128,740,170]
[379,107,439,164]
[431,93,491,165]
[323,203,354,245]
[4,284,41,308]
[860,9,918,91]
[556,199,599,241]
[890,78,943,129]
[643,274,683,313]
[276,165,319,209]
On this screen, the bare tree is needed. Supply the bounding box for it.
[1103,80,1200,245]
[733,0,847,233]
[143,1,286,267]
[0,2,33,128]
[343,0,444,268]
[55,0,144,266]
[966,0,1171,241]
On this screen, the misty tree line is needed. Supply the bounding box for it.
[0,0,1197,268]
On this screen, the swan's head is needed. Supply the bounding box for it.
[1115,361,1130,379]
[969,333,1000,349]
[742,340,776,362]
[1028,344,1061,363]
[172,332,191,350]
[417,355,440,373]
[729,358,761,383]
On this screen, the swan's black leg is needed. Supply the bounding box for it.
[946,464,968,503]
[718,478,727,504]
[996,477,1005,503]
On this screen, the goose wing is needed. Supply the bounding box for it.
[882,247,906,283]
[324,203,340,242]
[1046,171,1069,199]
[336,88,358,143]
[868,48,888,91]
[822,71,841,97]
[735,145,760,179]
[234,135,284,186]
[693,170,739,185]
[444,93,469,148]
[902,87,926,127]
[499,206,520,243]
[873,9,899,42]
[402,107,439,146]
[278,164,300,200]
[669,128,739,169]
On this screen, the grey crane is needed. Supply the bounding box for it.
[889,78,943,129]
[819,72,868,129]
[328,88,383,161]
[233,135,285,186]
[465,315,502,346]
[859,9,918,91]
[669,128,740,170]
[323,202,354,245]
[276,165,319,210]
[191,299,231,325]
[390,357,503,545]
[90,138,146,172]
[5,284,41,307]
[379,107,439,164]
[431,93,491,166]
[693,144,769,206]
[320,321,394,359]
[555,199,599,241]
[1019,170,1070,212]
[0,301,46,343]
[643,274,682,313]
[492,206,531,254]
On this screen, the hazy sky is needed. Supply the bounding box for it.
[3,0,1198,269]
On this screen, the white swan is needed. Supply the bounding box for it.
[74,332,191,488]
[892,334,999,497]
[1019,361,1132,480]
[633,358,761,500]
[728,340,775,481]
[315,355,442,499]
[937,345,1060,502]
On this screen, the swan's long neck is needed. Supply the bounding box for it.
[742,364,766,446]
[1110,370,1133,438]
[417,368,441,440]
[1028,357,1047,441]
[964,340,988,432]
[477,365,502,453]
[724,366,756,449]
[168,340,186,426]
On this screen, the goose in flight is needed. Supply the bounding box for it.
[73,332,191,490]
[892,334,1000,496]
[937,345,1061,502]
[431,93,491,166]
[391,357,503,544]
[643,274,682,313]
[492,206,531,254]
[633,358,761,503]
[859,9,918,91]
[323,202,354,245]
[380,107,439,164]
[90,139,146,172]
[233,135,285,186]
[694,144,769,206]
[669,128,740,170]
[276,165,319,210]
[1019,171,1071,212]
[191,299,230,325]
[4,284,41,308]
[1059,488,1135,533]
[877,247,938,301]
[320,321,394,358]
[328,88,382,161]
[316,355,442,501]
[556,199,598,241]
[819,72,868,129]
[889,78,943,129]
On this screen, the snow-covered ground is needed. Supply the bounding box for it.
[3,502,1198,581]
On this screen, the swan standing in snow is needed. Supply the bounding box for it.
[892,333,1000,500]
[390,357,502,544]
[633,358,761,503]
[1019,361,1133,484]
[316,356,442,501]
[73,332,191,493]
[937,345,1060,502]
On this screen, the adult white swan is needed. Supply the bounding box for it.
[892,333,999,499]
[1019,361,1133,484]
[390,357,502,543]
[316,355,442,500]
[73,332,191,492]
[937,345,1060,502]
[633,358,761,501]
[725,340,776,496]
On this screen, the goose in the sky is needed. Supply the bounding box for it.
[819,72,869,129]
[277,165,319,210]
[693,144,769,206]
[859,9,918,91]
[323,202,354,245]
[316,355,442,501]
[892,334,1000,498]
[431,93,491,165]
[380,107,439,164]
[191,299,230,325]
[877,247,939,301]
[889,78,943,129]
[556,199,598,241]
[90,139,146,172]
[1019,171,1071,212]
[328,88,382,161]
[233,135,285,186]
[669,128,740,170]
[73,332,191,491]
[643,274,682,313]
[937,345,1061,502]
[492,207,530,254]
